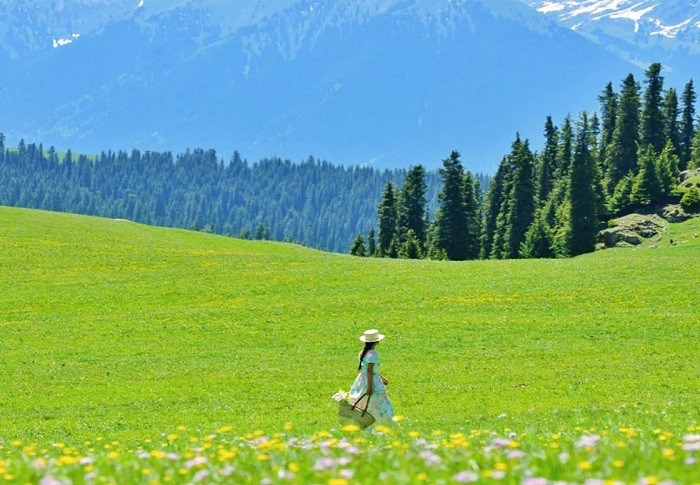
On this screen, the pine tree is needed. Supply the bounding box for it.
[519,210,554,259]
[367,227,376,257]
[631,146,663,205]
[398,229,422,259]
[680,80,697,170]
[505,136,536,259]
[377,181,398,257]
[538,116,558,205]
[463,171,481,259]
[641,63,666,154]
[663,87,680,156]
[598,82,618,171]
[567,113,599,256]
[350,234,367,257]
[434,151,469,260]
[397,164,428,249]
[656,140,680,193]
[606,73,641,191]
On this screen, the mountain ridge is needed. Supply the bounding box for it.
[0,0,694,170]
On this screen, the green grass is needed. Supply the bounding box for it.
[0,206,698,450]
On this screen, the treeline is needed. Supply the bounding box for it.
[0,136,490,252]
[352,63,700,260]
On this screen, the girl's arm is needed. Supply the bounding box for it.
[367,363,374,396]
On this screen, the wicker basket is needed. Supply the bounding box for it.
[338,393,375,429]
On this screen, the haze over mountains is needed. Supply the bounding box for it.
[0,0,697,171]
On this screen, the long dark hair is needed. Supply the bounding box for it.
[358,341,377,371]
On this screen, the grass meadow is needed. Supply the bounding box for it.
[0,206,698,483]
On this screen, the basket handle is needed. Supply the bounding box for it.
[351,393,371,416]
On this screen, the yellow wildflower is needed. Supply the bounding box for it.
[283,423,294,431]
[328,479,348,485]
[341,424,360,433]
[578,461,592,470]
[612,460,624,468]
[288,463,300,472]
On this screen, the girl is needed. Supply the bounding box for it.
[349,329,394,422]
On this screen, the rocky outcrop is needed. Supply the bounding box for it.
[679,169,700,183]
[658,204,691,223]
[597,214,667,249]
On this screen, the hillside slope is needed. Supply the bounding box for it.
[0,206,698,441]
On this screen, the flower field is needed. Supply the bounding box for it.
[0,207,698,483]
[1,416,698,484]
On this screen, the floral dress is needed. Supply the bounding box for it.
[349,349,394,421]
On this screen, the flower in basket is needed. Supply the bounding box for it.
[332,390,349,403]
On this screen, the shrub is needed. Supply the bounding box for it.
[680,187,700,211]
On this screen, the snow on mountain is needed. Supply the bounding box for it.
[524,1,700,66]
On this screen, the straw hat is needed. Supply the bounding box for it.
[359,329,385,343]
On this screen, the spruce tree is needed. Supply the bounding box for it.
[663,87,680,156]
[631,146,663,205]
[463,171,481,259]
[690,121,700,170]
[641,63,666,154]
[606,73,641,191]
[598,82,618,168]
[505,136,536,259]
[367,227,376,257]
[481,159,508,258]
[680,80,697,170]
[656,140,680,193]
[519,210,554,259]
[398,229,422,259]
[434,151,469,260]
[556,115,573,178]
[567,113,599,256]
[350,234,367,256]
[377,181,398,257]
[609,173,635,214]
[538,116,558,206]
[397,164,428,249]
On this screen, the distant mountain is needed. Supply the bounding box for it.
[523,1,700,68]
[0,0,694,170]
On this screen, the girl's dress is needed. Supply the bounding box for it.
[349,349,394,421]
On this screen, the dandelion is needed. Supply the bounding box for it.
[416,473,428,481]
[613,459,624,468]
[392,415,406,423]
[166,434,178,441]
[283,423,294,431]
[341,424,360,433]
[453,471,478,483]
[578,461,592,470]
[328,479,348,485]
